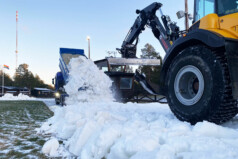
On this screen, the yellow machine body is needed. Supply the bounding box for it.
[198,12,238,39]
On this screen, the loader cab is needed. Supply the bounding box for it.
[193,0,238,23]
[217,0,238,16]
[194,0,215,22]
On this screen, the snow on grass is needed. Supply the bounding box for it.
[0,93,35,101]
[40,56,238,158]
[0,101,53,158]
[0,93,56,107]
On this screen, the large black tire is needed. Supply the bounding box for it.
[166,45,238,124]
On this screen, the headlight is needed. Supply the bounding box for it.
[55,92,60,97]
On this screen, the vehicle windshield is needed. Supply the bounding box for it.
[217,0,238,16]
[194,0,215,22]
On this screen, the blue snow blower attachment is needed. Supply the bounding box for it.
[53,48,86,106]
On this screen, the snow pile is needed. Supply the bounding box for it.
[40,102,238,159]
[64,56,114,104]
[0,93,35,101]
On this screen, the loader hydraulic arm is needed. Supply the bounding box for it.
[117,2,180,58]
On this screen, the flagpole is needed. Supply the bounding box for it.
[185,0,189,31]
[16,11,18,70]
[2,68,4,96]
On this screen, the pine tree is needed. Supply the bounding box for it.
[0,71,14,86]
[14,63,51,89]
[139,43,162,84]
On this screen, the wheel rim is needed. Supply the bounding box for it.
[174,65,204,106]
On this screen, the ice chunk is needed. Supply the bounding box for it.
[42,138,59,157]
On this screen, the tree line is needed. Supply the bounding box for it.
[0,64,53,90]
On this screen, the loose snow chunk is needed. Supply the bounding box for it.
[193,121,238,138]
[39,122,51,133]
[68,120,101,156]
[108,134,159,159]
[80,124,122,159]
[42,138,59,157]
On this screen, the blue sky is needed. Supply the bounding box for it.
[0,0,194,84]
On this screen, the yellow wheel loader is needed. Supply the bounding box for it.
[115,0,238,124]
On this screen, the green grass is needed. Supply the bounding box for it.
[0,101,54,158]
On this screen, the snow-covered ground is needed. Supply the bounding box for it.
[0,100,53,158]
[38,56,238,159]
[0,93,55,107]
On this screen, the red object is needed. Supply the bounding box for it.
[3,65,9,69]
[161,37,168,50]
[16,11,18,21]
